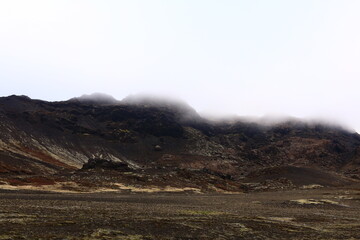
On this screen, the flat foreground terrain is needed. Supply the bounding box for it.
[1,187,360,239]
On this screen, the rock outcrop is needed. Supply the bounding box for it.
[0,94,359,192]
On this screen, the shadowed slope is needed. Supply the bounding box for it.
[0,94,359,192]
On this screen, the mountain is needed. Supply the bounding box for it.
[68,93,120,105]
[0,94,359,192]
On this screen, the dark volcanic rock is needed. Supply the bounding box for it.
[81,158,131,171]
[0,94,359,191]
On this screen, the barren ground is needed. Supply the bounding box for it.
[1,186,360,240]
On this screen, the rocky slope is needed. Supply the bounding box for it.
[0,94,359,192]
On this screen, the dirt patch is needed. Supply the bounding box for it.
[0,187,359,239]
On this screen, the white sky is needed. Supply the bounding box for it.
[0,0,359,132]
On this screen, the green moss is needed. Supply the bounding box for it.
[0,235,16,240]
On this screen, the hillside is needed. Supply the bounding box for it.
[0,94,359,192]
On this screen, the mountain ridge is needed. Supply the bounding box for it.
[0,94,359,192]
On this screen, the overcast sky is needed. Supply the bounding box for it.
[0,0,359,132]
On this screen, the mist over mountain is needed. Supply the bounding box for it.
[0,93,359,192]
[68,93,120,105]
[67,93,356,132]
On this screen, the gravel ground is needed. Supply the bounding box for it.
[0,187,360,239]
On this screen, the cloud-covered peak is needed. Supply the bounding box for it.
[122,93,200,121]
[69,93,120,105]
